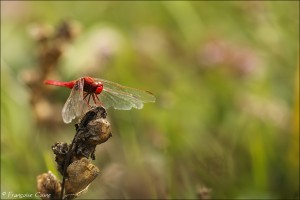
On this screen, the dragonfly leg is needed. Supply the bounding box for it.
[83,92,89,100]
[92,94,103,106]
[83,93,91,108]
[87,94,91,105]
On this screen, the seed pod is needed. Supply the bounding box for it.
[64,158,100,197]
[36,171,61,200]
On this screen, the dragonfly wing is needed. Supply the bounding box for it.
[99,89,141,110]
[97,78,155,110]
[62,78,84,123]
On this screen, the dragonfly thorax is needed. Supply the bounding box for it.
[83,82,103,94]
[83,77,103,95]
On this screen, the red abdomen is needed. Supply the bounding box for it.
[44,80,75,89]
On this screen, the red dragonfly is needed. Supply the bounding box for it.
[44,76,155,123]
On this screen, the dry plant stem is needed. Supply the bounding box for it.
[60,131,79,199]
[59,106,111,200]
[38,106,112,200]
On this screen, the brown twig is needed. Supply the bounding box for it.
[37,106,112,200]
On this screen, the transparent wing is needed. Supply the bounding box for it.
[96,78,156,110]
[62,78,84,123]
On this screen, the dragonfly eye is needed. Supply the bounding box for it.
[95,85,103,94]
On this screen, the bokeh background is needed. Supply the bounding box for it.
[1,1,299,199]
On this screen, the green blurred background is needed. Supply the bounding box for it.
[1,1,299,199]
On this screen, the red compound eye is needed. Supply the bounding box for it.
[95,85,103,94]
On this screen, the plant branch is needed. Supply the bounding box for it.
[37,106,112,200]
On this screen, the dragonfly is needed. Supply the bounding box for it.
[44,76,155,123]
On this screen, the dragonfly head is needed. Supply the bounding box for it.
[95,82,103,94]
